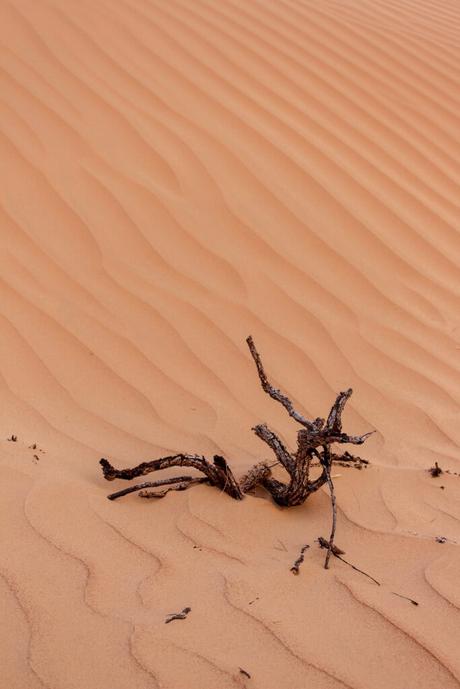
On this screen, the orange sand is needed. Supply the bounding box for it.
[1,1,460,687]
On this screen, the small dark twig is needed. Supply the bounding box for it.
[392,592,419,606]
[165,607,191,624]
[290,544,310,574]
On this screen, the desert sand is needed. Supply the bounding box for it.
[1,0,460,687]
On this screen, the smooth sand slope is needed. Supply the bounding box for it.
[1,0,460,687]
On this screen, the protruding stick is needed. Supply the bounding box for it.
[321,446,337,570]
[246,336,315,430]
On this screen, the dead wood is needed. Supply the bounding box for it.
[100,336,373,571]
[322,447,337,569]
[100,453,243,500]
[428,462,460,480]
[317,537,345,556]
[429,462,443,477]
[165,607,191,624]
[107,476,208,501]
[291,544,310,575]
[392,592,418,606]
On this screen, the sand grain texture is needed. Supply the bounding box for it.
[1,0,460,687]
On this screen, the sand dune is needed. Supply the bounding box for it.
[1,0,459,687]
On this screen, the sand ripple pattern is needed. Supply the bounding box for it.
[1,1,459,687]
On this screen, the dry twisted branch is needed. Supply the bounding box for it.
[100,336,374,568]
[100,453,243,500]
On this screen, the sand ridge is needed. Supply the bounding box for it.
[1,0,459,687]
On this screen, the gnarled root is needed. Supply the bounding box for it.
[100,335,373,573]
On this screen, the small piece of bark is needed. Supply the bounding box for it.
[291,544,310,574]
[429,462,443,477]
[165,607,191,624]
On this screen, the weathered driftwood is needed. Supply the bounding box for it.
[100,336,373,567]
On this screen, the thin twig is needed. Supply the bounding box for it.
[318,537,380,585]
[335,554,381,586]
[391,592,419,606]
[318,540,418,602]
[107,476,206,500]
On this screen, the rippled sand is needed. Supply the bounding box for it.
[1,1,459,687]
